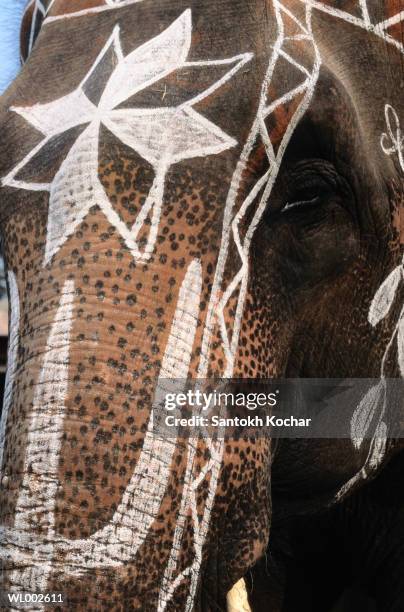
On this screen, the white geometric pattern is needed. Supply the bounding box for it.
[301,0,404,54]
[158,2,321,609]
[207,0,404,384]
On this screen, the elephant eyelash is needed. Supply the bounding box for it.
[282,195,321,213]
[281,172,336,213]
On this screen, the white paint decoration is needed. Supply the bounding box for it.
[22,0,143,51]
[381,104,404,173]
[300,0,404,55]
[9,279,75,607]
[4,10,252,265]
[0,260,202,601]
[344,257,404,498]
[368,264,403,327]
[351,383,384,450]
[339,392,388,500]
[3,1,404,609]
[44,0,146,24]
[159,2,321,609]
[1,3,319,604]
[55,258,202,573]
[164,1,404,604]
[368,421,388,470]
[294,0,404,504]
[398,307,404,377]
[0,271,19,474]
[24,0,46,58]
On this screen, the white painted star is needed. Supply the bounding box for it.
[3,9,253,263]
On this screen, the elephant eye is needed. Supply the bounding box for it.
[281,160,340,214]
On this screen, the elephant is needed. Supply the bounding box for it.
[0,0,403,610]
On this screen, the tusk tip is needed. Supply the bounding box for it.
[226,577,251,612]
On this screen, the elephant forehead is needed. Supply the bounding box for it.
[0,0,322,387]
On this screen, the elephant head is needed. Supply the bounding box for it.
[0,1,403,610]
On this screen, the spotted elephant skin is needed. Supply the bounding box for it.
[0,1,403,611]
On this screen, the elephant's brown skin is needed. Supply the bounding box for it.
[0,1,403,610]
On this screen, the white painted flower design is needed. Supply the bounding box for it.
[380,104,404,172]
[3,10,252,263]
[368,256,404,376]
[350,258,404,457]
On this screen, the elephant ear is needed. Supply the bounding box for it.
[368,266,402,327]
[351,383,384,450]
[397,308,404,377]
